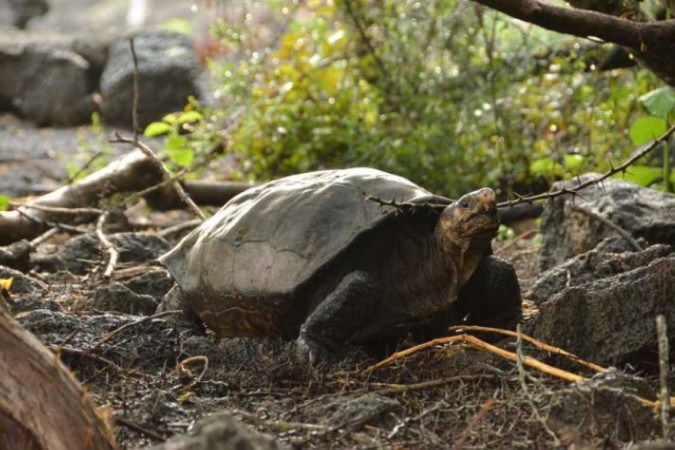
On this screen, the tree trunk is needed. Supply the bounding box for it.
[0,308,117,450]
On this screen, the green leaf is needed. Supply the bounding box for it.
[615,165,662,187]
[177,111,204,124]
[164,135,194,167]
[162,113,179,125]
[629,116,668,146]
[0,195,9,211]
[144,122,172,137]
[529,157,557,176]
[563,154,585,171]
[639,87,675,120]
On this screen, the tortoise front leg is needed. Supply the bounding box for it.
[297,271,380,365]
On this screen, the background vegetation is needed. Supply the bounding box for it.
[147,0,675,198]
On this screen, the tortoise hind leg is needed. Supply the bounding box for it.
[297,271,380,365]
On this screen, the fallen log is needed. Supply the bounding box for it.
[0,307,117,450]
[0,150,251,245]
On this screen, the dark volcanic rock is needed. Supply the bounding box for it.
[528,243,673,304]
[34,232,171,274]
[549,369,660,444]
[0,240,31,272]
[121,268,174,303]
[100,29,200,128]
[18,309,178,370]
[148,412,281,450]
[525,255,675,366]
[0,265,46,293]
[0,31,110,125]
[540,174,675,270]
[6,0,49,29]
[306,394,403,431]
[90,282,158,315]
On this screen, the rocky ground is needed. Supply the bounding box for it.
[1,2,674,449]
[1,174,674,449]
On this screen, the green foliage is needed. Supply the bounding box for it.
[144,106,204,169]
[625,86,675,191]
[639,86,675,119]
[629,116,668,146]
[168,0,667,196]
[496,224,515,241]
[0,194,9,211]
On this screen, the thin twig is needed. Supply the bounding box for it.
[111,134,206,221]
[494,229,538,255]
[114,416,165,441]
[176,355,209,392]
[112,37,205,220]
[373,374,495,396]
[516,325,560,446]
[51,344,126,374]
[451,398,495,450]
[656,315,671,441]
[497,122,675,208]
[88,310,183,352]
[29,227,60,247]
[156,219,201,239]
[11,203,105,216]
[366,123,675,212]
[366,333,586,383]
[447,325,605,373]
[95,212,119,279]
[130,38,140,140]
[570,204,642,251]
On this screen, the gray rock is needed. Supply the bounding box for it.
[305,394,403,430]
[101,29,200,128]
[525,255,675,366]
[7,0,48,29]
[549,368,660,444]
[18,309,178,370]
[90,282,158,315]
[34,232,171,274]
[540,174,675,270]
[0,31,109,125]
[0,240,31,272]
[121,268,174,303]
[528,243,673,304]
[148,412,281,450]
[0,265,46,293]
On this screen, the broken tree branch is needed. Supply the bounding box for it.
[469,0,675,85]
[111,133,206,221]
[470,0,675,51]
[0,308,117,450]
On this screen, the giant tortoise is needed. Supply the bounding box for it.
[159,168,521,363]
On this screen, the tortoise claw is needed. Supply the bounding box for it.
[296,335,332,366]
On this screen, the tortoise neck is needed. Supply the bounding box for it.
[435,231,490,286]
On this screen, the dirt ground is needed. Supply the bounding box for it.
[1,1,671,447]
[3,220,668,449]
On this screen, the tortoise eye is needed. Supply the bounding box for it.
[459,199,470,209]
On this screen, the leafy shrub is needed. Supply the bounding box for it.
[150,0,667,197]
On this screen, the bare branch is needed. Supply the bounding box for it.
[470,0,675,51]
[95,211,119,279]
[111,133,206,220]
[570,204,642,251]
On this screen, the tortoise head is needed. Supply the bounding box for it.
[435,188,499,282]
